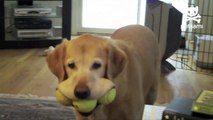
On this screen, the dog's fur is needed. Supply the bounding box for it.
[47,25,161,120]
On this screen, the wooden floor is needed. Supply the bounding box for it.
[0,49,212,104]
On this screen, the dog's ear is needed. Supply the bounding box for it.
[47,40,68,82]
[107,43,127,80]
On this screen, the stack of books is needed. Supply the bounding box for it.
[162,90,213,120]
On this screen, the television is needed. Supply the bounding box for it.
[145,1,183,73]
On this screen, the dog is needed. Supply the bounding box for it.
[47,25,161,120]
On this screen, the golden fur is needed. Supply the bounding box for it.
[47,25,161,120]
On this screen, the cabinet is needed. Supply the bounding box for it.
[0,0,71,48]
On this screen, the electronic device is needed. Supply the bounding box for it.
[53,26,62,37]
[14,8,52,16]
[14,18,52,29]
[15,29,52,38]
[56,5,62,16]
[17,0,33,6]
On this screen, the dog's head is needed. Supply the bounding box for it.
[47,34,127,107]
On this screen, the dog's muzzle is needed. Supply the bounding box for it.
[76,103,100,117]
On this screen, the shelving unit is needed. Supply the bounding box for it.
[0,0,71,48]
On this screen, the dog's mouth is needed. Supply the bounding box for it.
[76,103,100,117]
[57,78,115,117]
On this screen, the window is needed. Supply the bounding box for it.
[72,0,146,34]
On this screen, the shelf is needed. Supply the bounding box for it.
[5,35,63,42]
[5,36,63,42]
[0,0,71,48]
[3,13,62,19]
[5,0,62,1]
[0,39,62,49]
[4,26,62,41]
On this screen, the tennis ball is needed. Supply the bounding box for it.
[98,88,116,104]
[73,99,97,113]
[55,89,72,106]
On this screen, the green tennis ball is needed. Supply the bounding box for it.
[98,88,116,104]
[55,89,72,106]
[73,99,97,113]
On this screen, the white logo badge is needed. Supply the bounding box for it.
[186,6,201,23]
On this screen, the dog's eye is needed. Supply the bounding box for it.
[91,62,101,70]
[68,62,76,69]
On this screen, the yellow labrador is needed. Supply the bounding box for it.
[47,25,161,120]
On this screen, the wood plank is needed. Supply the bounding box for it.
[0,49,212,104]
[157,70,213,104]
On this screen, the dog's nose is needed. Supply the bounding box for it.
[74,85,90,99]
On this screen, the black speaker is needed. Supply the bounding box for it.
[17,0,33,6]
